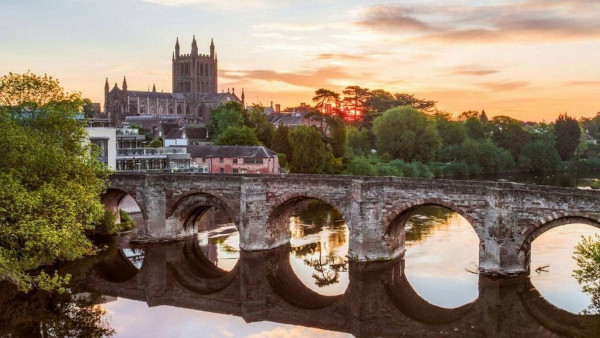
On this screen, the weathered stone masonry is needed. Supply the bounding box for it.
[107,173,600,276]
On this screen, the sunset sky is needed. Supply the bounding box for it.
[1,0,599,121]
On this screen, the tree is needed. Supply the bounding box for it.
[518,140,562,172]
[464,116,485,140]
[312,88,340,113]
[393,93,436,112]
[207,101,244,140]
[272,126,293,162]
[554,113,581,161]
[347,126,371,157]
[573,234,600,314]
[342,86,370,121]
[0,72,110,291]
[364,89,396,114]
[489,116,532,159]
[215,126,261,146]
[287,126,331,173]
[242,104,273,146]
[372,106,441,163]
[433,112,466,147]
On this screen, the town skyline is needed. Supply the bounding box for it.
[2,0,600,121]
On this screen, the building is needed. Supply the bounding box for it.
[104,36,243,126]
[115,125,190,172]
[163,126,209,147]
[187,145,279,174]
[85,126,117,170]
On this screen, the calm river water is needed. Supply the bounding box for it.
[1,184,600,337]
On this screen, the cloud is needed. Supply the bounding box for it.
[357,5,431,32]
[316,53,368,61]
[221,66,352,88]
[566,81,600,86]
[450,66,499,76]
[140,0,267,10]
[355,1,600,44]
[479,81,529,91]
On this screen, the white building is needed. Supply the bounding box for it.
[85,127,117,170]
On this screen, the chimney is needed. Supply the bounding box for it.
[275,104,281,113]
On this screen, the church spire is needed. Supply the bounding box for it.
[122,76,128,91]
[191,35,198,56]
[175,37,180,58]
[104,78,109,95]
[152,84,156,92]
[210,38,215,58]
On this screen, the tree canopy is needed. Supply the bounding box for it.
[372,106,441,163]
[287,126,331,173]
[208,101,244,140]
[0,72,110,291]
[554,113,581,160]
[215,125,261,146]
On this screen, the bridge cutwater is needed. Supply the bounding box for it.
[105,173,600,277]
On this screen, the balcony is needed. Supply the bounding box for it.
[117,147,188,156]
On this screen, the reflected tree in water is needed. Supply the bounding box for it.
[405,206,454,242]
[303,250,348,288]
[0,285,114,337]
[573,234,600,315]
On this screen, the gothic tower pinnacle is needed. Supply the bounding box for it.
[122,76,128,91]
[210,38,215,59]
[104,78,109,95]
[175,37,180,58]
[191,35,198,56]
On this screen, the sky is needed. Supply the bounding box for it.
[1,0,600,121]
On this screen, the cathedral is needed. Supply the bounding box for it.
[104,36,244,125]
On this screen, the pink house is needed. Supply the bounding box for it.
[187,145,280,174]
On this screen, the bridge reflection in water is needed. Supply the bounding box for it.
[79,237,600,337]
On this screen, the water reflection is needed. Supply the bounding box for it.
[2,238,599,337]
[288,200,349,295]
[531,223,600,314]
[404,206,480,309]
[197,208,240,271]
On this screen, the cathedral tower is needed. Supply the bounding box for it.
[172,36,217,95]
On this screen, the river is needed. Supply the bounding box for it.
[1,181,599,336]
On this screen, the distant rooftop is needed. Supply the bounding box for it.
[187,145,277,158]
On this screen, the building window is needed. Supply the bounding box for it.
[233,168,238,174]
[219,168,224,173]
[243,158,264,164]
[219,157,224,163]
[202,158,206,163]
[241,169,247,174]
[233,158,238,164]
[90,138,108,164]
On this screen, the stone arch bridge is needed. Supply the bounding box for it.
[106,172,600,276]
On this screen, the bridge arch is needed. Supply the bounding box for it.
[383,199,482,254]
[94,247,145,284]
[265,244,344,310]
[518,213,600,274]
[384,259,478,325]
[265,193,350,249]
[166,190,240,238]
[101,188,147,231]
[168,239,238,295]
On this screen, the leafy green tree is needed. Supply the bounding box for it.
[243,104,273,146]
[272,126,293,162]
[345,156,376,176]
[215,125,261,146]
[0,72,110,291]
[489,116,532,159]
[208,101,244,140]
[464,116,485,140]
[433,112,466,147]
[347,126,371,157]
[372,106,441,163]
[326,117,347,158]
[287,126,331,173]
[554,113,581,160]
[573,234,600,314]
[148,138,162,147]
[518,140,562,172]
